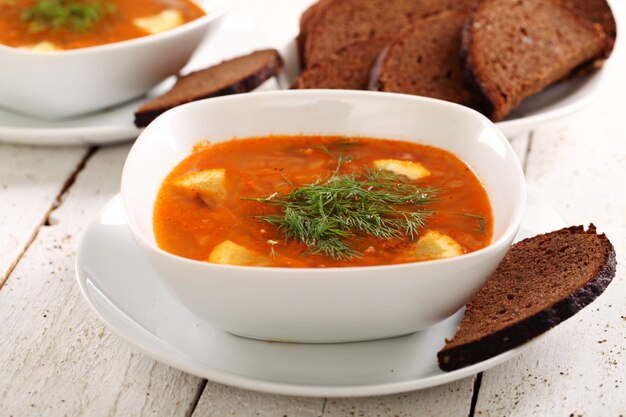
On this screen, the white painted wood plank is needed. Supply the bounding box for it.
[474,41,626,416]
[0,144,87,286]
[321,380,476,417]
[193,382,323,416]
[194,380,476,417]
[0,145,204,417]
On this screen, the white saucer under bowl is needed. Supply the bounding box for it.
[76,193,566,397]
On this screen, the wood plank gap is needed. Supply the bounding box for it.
[185,380,208,417]
[320,398,327,416]
[522,131,535,174]
[0,147,97,290]
[468,373,483,417]
[44,147,99,225]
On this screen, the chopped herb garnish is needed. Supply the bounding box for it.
[313,141,361,158]
[316,144,333,156]
[461,213,486,235]
[267,239,279,260]
[331,140,361,148]
[244,161,438,260]
[279,172,293,187]
[21,0,116,33]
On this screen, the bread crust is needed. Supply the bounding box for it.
[459,8,497,120]
[438,225,617,372]
[297,0,335,68]
[563,0,617,55]
[134,51,283,128]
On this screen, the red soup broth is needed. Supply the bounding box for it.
[153,136,494,268]
[0,0,205,50]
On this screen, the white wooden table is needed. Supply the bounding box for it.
[1,1,625,415]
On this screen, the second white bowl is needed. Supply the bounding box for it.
[0,0,228,119]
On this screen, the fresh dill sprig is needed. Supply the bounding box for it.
[315,141,361,158]
[316,144,333,156]
[21,0,116,33]
[332,140,360,148]
[267,239,279,260]
[244,164,438,260]
[460,213,486,235]
[278,172,293,187]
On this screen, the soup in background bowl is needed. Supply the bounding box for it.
[0,0,206,51]
[121,90,526,343]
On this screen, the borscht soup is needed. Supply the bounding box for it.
[153,136,493,268]
[0,0,206,51]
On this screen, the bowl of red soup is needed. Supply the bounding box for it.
[0,0,228,119]
[121,90,526,343]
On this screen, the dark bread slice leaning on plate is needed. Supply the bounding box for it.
[292,39,388,90]
[438,225,616,372]
[461,0,608,121]
[368,10,473,107]
[134,49,283,128]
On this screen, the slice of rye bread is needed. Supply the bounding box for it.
[369,11,473,106]
[461,0,607,122]
[563,0,617,54]
[292,39,388,90]
[438,225,616,372]
[134,49,283,127]
[303,0,478,68]
[296,0,335,67]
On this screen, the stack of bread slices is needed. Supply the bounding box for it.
[134,0,616,127]
[293,0,617,121]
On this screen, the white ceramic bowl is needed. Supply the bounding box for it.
[121,90,526,343]
[0,0,228,119]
